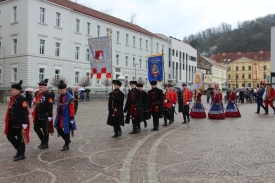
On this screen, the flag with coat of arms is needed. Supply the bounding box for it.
[88,36,111,79]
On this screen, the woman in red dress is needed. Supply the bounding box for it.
[190,89,206,118]
[225,87,241,117]
[208,89,226,119]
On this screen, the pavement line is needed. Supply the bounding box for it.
[119,125,175,183]
[147,125,185,183]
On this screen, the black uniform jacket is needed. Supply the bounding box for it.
[9,94,29,128]
[147,88,163,118]
[107,89,125,126]
[35,92,53,120]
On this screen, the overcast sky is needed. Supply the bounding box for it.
[78,0,275,40]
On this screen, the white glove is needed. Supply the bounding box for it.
[30,114,33,119]
[70,121,74,124]
[22,124,28,129]
[172,104,175,107]
[164,100,167,103]
[186,102,190,105]
[48,117,52,121]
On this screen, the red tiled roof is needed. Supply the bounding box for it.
[47,0,164,40]
[211,51,271,63]
[202,56,225,69]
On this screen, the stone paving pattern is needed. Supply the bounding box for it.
[0,96,275,183]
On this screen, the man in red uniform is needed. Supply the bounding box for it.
[169,85,177,123]
[4,80,30,161]
[162,84,174,126]
[178,83,192,124]
[264,83,275,115]
[54,81,77,151]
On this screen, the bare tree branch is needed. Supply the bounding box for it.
[50,76,68,87]
[129,13,136,24]
[101,79,112,87]
[137,78,145,85]
[79,77,92,88]
[101,7,113,15]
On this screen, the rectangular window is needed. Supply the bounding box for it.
[55,42,60,57]
[242,74,245,79]
[146,40,148,50]
[133,36,135,47]
[248,74,251,79]
[39,68,45,81]
[248,66,251,70]
[263,65,266,70]
[75,71,79,83]
[146,60,148,69]
[13,39,17,54]
[172,49,174,56]
[126,56,128,66]
[116,31,120,42]
[242,66,245,71]
[139,38,142,48]
[13,68,17,82]
[126,34,129,45]
[54,70,60,79]
[86,72,90,78]
[176,50,178,57]
[116,55,119,65]
[97,25,100,37]
[133,58,135,67]
[156,43,159,52]
[236,66,238,71]
[0,10,2,25]
[228,66,231,71]
[87,22,91,35]
[0,69,1,82]
[183,63,185,70]
[169,61,171,67]
[56,12,61,27]
[264,73,266,79]
[39,39,45,54]
[40,7,45,23]
[236,75,239,79]
[76,19,80,32]
[145,78,148,86]
[228,75,231,79]
[75,47,79,60]
[106,28,109,36]
[86,49,90,61]
[139,59,142,68]
[13,6,17,22]
[162,45,164,52]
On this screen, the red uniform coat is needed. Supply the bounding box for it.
[183,89,192,105]
[163,91,174,108]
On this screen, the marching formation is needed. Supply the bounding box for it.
[4,79,77,161]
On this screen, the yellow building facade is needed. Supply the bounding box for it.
[224,57,271,88]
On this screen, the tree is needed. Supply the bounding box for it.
[50,76,68,87]
[79,77,91,88]
[129,13,136,24]
[137,78,145,85]
[101,79,112,96]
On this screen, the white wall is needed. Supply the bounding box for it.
[271,26,275,74]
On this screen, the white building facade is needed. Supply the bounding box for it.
[156,34,198,89]
[0,0,168,95]
[271,26,275,87]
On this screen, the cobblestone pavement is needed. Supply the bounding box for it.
[0,96,275,183]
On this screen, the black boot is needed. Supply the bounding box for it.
[144,120,147,128]
[182,113,187,124]
[255,106,260,114]
[162,117,167,126]
[151,119,156,131]
[272,107,275,114]
[111,134,119,138]
[13,150,19,159]
[14,154,25,161]
[129,122,136,134]
[264,107,268,115]
[61,145,69,151]
[38,141,43,148]
[39,143,49,149]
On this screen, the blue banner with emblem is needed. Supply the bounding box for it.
[148,54,163,82]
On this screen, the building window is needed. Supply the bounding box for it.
[56,12,61,27]
[97,25,100,37]
[76,19,80,32]
[86,72,90,78]
[242,66,245,71]
[116,55,119,65]
[55,42,60,57]
[39,68,45,81]
[140,38,142,48]
[133,36,136,47]
[40,39,45,54]
[183,63,185,70]
[0,10,2,25]
[133,58,135,67]
[75,47,79,60]
[96,79,100,84]
[55,69,60,79]
[169,74,171,79]
[13,68,17,82]
[145,78,148,86]
[86,49,90,61]
[248,74,251,79]
[236,75,239,79]
[133,77,135,81]
[169,61,171,68]
[156,43,159,52]
[40,7,45,23]
[106,28,109,36]
[13,39,17,54]
[139,59,142,68]
[125,56,128,66]
[87,22,91,35]
[75,71,79,83]
[176,50,178,57]
[146,60,148,69]
[228,66,231,71]
[162,45,164,52]
[228,75,231,80]
[126,34,129,45]
[242,74,245,79]
[264,73,266,79]
[146,40,148,50]
[13,6,17,22]
[236,66,238,71]
[0,69,1,82]
[116,31,120,42]
[172,49,174,56]
[248,66,251,70]
[263,65,266,70]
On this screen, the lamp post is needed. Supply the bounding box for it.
[223,59,230,89]
[134,62,139,81]
[0,47,5,103]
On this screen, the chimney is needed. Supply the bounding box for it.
[237,52,241,55]
[222,52,226,56]
[259,50,263,54]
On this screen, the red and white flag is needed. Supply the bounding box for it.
[88,36,111,79]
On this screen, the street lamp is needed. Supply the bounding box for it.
[134,62,139,81]
[0,46,5,103]
[223,59,230,89]
[262,66,266,84]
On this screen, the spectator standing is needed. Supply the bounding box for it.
[85,90,90,103]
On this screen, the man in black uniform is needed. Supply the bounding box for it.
[32,79,53,149]
[148,81,163,131]
[137,83,148,128]
[4,80,30,161]
[124,81,142,134]
[107,80,125,138]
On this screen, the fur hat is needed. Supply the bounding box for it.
[11,80,23,90]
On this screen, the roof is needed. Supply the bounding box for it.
[201,56,226,69]
[211,51,271,63]
[46,0,164,40]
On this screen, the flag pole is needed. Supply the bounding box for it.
[110,28,113,91]
[162,49,165,87]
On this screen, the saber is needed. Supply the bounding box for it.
[47,120,53,136]
[21,128,28,145]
